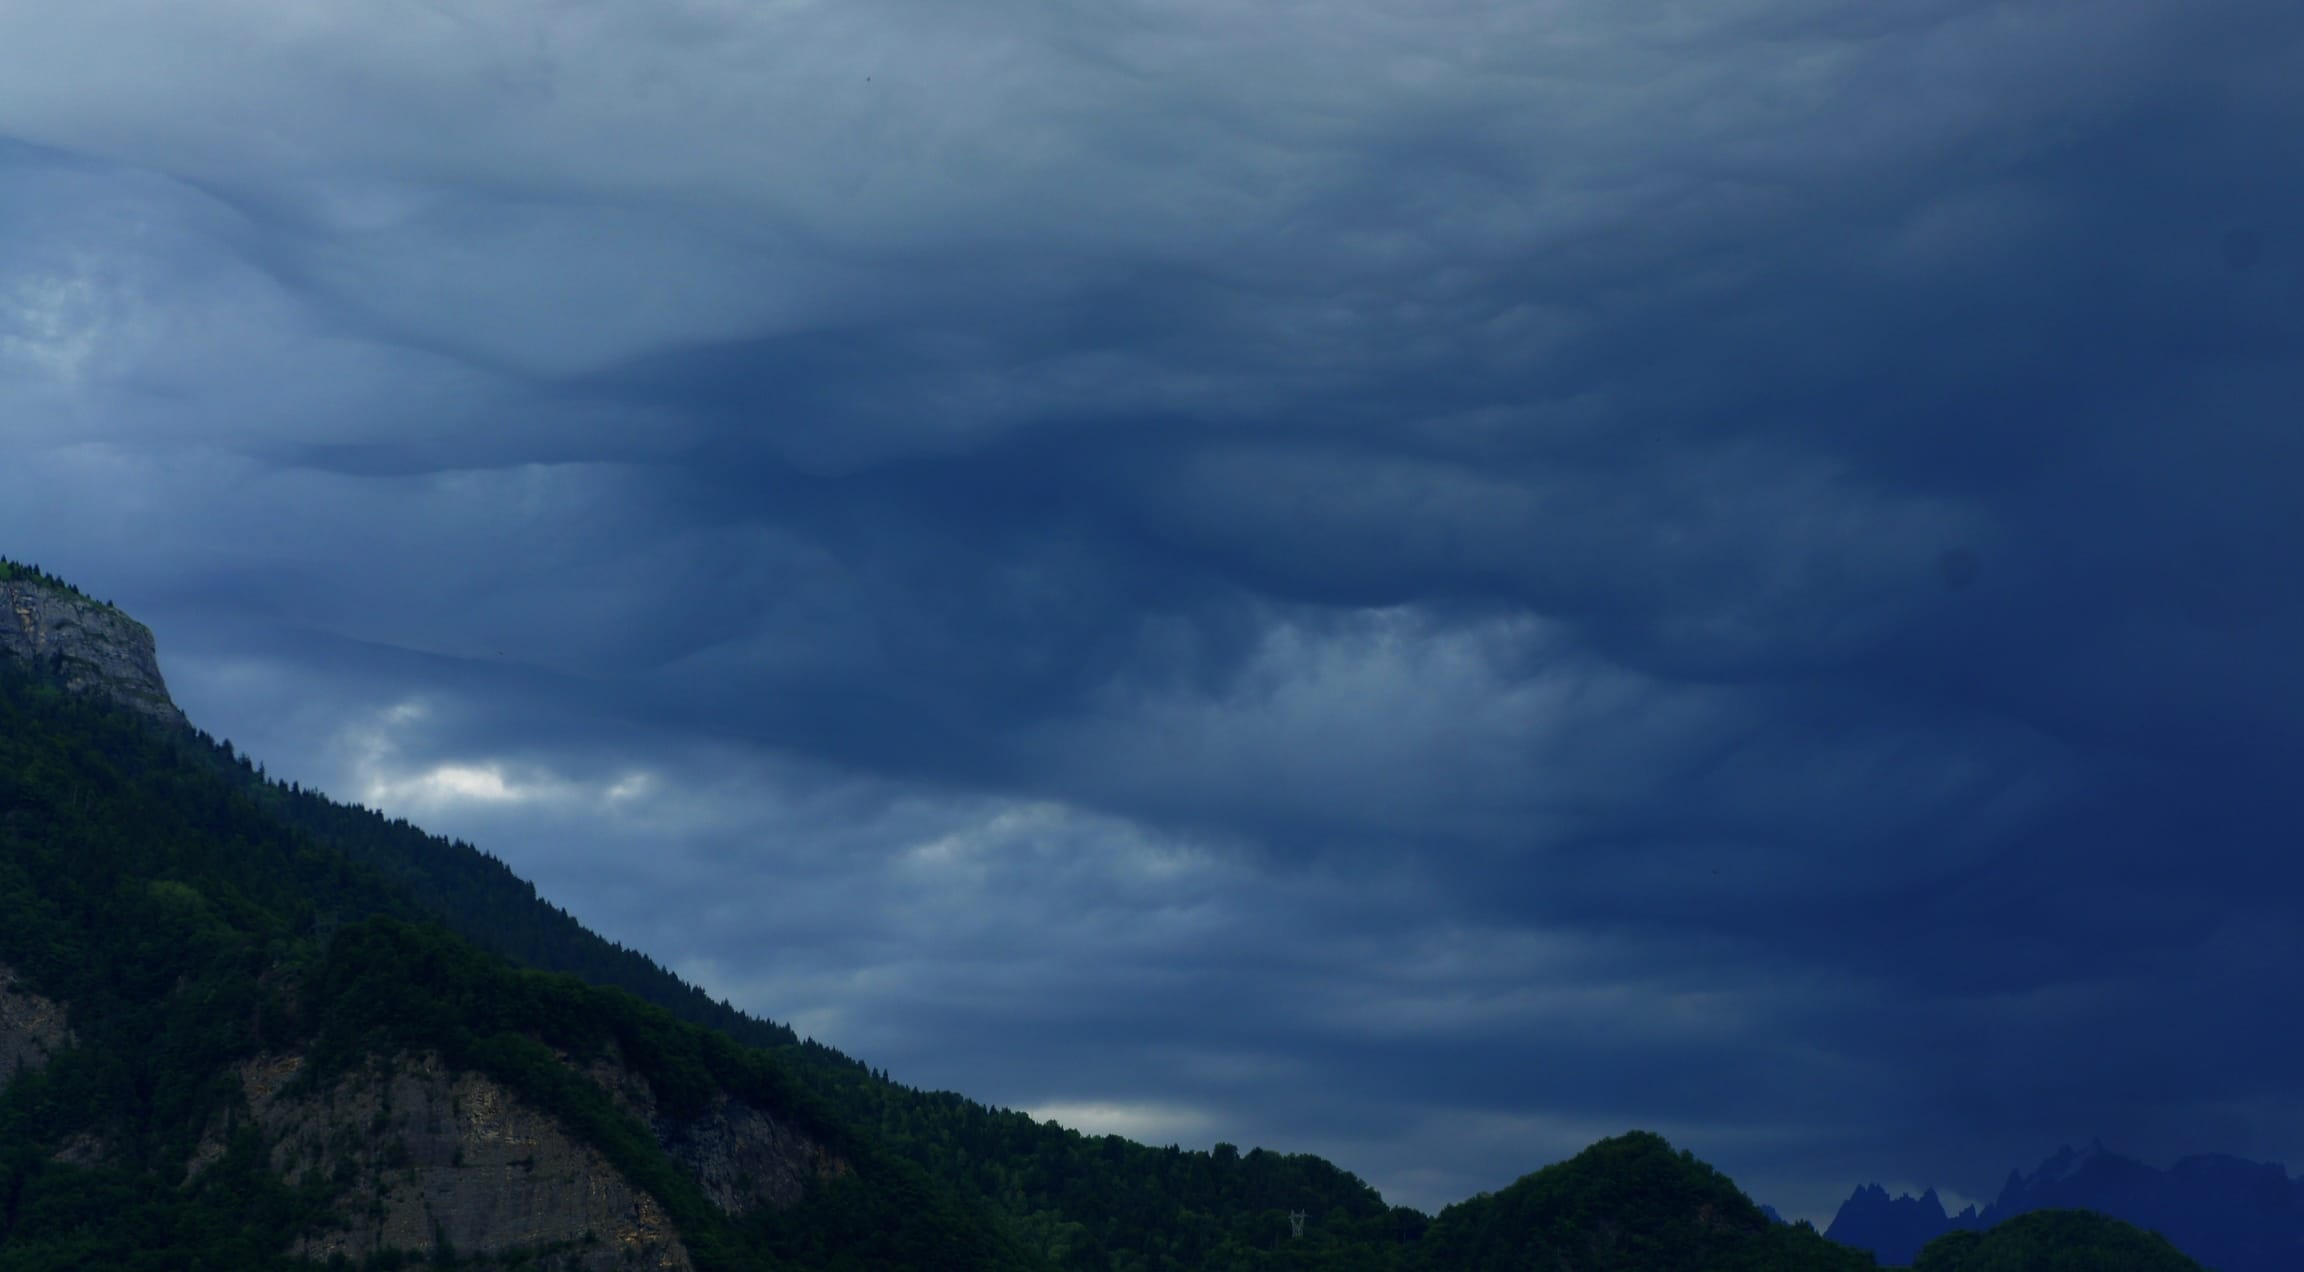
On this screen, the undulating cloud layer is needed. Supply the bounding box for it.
[4,0,2301,1222]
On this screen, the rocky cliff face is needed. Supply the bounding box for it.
[0,964,73,1086]
[242,1050,695,1271]
[578,1041,850,1215]
[224,1045,850,1269]
[0,577,183,726]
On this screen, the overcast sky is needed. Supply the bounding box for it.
[4,0,2301,1227]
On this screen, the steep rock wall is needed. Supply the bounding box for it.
[574,1041,849,1214]
[0,964,72,1086]
[0,579,183,726]
[242,1051,694,1271]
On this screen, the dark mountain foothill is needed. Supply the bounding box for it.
[1909,1209,2205,1272]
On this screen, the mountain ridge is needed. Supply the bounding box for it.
[0,563,2215,1268]
[1828,1140,2304,1271]
[0,641,1037,1269]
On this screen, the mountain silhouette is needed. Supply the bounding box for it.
[1828,1139,2304,1271]
[0,559,2224,1268]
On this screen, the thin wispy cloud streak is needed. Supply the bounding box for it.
[4,0,2301,1224]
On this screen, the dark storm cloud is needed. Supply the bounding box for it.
[4,0,2302,1225]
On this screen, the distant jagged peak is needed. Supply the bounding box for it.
[1825,1173,1990,1265]
[2171,1152,2295,1184]
[1840,1181,1950,1219]
[0,557,184,727]
[1835,1140,2304,1272]
[2029,1137,2112,1186]
[1999,1137,2152,1206]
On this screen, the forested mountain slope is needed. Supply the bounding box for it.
[0,647,1037,1270]
[0,562,1425,1269]
[1417,1132,1876,1272]
[157,650,1424,1266]
[1910,1209,2205,1272]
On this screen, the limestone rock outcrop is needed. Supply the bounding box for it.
[576,1042,850,1215]
[242,1051,694,1271]
[0,964,72,1086]
[1,577,183,726]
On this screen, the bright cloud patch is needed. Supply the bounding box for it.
[1025,1101,1218,1146]
[345,698,659,816]
[396,762,520,804]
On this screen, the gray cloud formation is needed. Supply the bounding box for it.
[4,0,2302,1224]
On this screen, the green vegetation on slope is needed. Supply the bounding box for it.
[0,656,1037,1270]
[0,557,119,613]
[301,916,1039,1272]
[200,702,1423,1267]
[1911,1208,2205,1272]
[248,783,803,1056]
[1420,1132,1879,1272]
